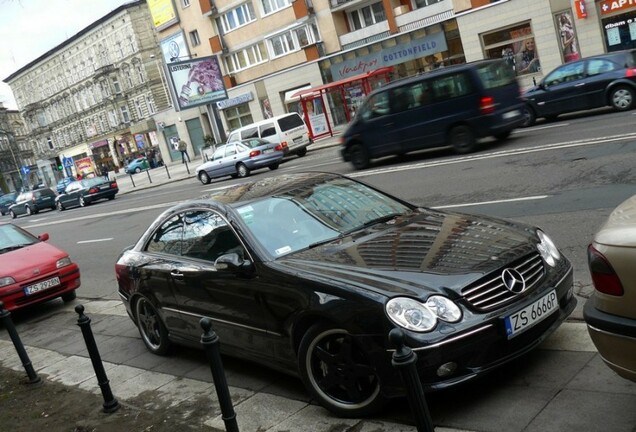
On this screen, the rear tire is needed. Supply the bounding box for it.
[296,147,308,157]
[79,196,86,207]
[135,296,170,355]
[199,171,211,184]
[610,85,634,111]
[269,163,280,170]
[134,167,142,174]
[236,163,250,178]
[349,144,370,170]
[449,125,476,154]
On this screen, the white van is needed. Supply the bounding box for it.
[226,113,312,157]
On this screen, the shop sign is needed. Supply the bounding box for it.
[330,32,448,80]
[600,0,636,16]
[89,139,109,150]
[216,92,254,110]
[575,0,587,18]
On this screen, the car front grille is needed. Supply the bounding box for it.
[462,253,545,312]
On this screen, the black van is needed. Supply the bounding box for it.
[340,59,525,169]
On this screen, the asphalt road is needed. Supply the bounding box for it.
[6,108,636,303]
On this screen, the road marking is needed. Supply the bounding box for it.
[513,123,569,133]
[433,195,549,209]
[77,238,113,244]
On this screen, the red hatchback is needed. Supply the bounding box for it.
[0,223,80,312]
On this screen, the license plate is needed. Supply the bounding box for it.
[263,149,273,154]
[293,137,302,143]
[504,290,557,338]
[24,277,61,296]
[99,185,108,190]
[503,109,520,119]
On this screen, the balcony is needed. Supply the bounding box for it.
[330,0,366,11]
[93,64,117,79]
[395,0,454,33]
[339,21,391,50]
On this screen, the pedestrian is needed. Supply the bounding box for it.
[100,164,109,179]
[177,138,190,163]
[76,172,83,180]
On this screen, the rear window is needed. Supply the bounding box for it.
[277,114,305,132]
[475,61,517,89]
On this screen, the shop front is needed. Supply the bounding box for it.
[597,0,636,51]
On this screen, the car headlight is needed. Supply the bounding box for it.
[0,276,16,288]
[537,230,560,267]
[56,257,72,268]
[386,296,462,332]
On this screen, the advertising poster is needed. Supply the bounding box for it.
[555,10,581,63]
[74,157,94,176]
[304,98,328,136]
[168,56,228,110]
[147,0,178,30]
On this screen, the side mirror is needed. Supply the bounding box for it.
[38,233,49,242]
[214,253,253,272]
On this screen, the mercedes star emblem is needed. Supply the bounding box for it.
[501,268,526,294]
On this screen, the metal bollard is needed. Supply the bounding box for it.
[200,317,239,432]
[145,168,152,184]
[389,328,434,432]
[164,163,171,179]
[0,301,41,385]
[75,304,120,413]
[129,173,136,188]
[184,159,191,175]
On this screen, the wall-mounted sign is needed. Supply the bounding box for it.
[599,0,636,16]
[160,31,189,64]
[575,0,588,18]
[216,92,254,109]
[167,56,228,110]
[147,0,179,30]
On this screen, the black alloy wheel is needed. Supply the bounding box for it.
[199,171,211,185]
[57,201,65,211]
[610,85,634,111]
[135,296,170,355]
[79,196,86,207]
[26,206,33,216]
[349,144,370,170]
[449,125,476,154]
[236,163,250,178]
[298,323,386,418]
[521,104,536,127]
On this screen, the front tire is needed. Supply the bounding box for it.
[449,125,476,154]
[26,206,33,216]
[521,105,536,127]
[298,323,386,418]
[610,85,634,111]
[10,210,16,219]
[349,144,370,170]
[494,130,512,141]
[236,162,250,178]
[135,296,170,355]
[199,171,211,185]
[61,291,76,302]
[57,201,65,211]
[79,196,86,207]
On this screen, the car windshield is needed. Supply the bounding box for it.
[0,224,38,254]
[235,177,411,257]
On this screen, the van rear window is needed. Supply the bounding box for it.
[476,61,517,89]
[277,114,305,132]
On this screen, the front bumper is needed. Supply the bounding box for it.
[584,297,636,382]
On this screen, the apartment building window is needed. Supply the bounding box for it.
[128,36,137,53]
[108,110,118,127]
[414,0,442,7]
[261,0,292,15]
[225,104,253,130]
[135,98,144,118]
[120,106,131,123]
[190,30,201,47]
[348,2,386,31]
[267,23,320,58]
[112,77,122,94]
[125,67,134,88]
[182,0,191,7]
[99,113,107,133]
[225,43,268,73]
[220,3,256,33]
[117,41,125,59]
[146,95,156,114]
[100,80,111,97]
[135,62,145,83]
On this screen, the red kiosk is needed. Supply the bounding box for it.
[291,67,394,140]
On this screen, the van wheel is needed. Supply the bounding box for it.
[236,163,250,178]
[198,171,211,185]
[610,86,634,111]
[521,105,536,127]
[349,144,370,170]
[296,147,308,157]
[449,125,476,154]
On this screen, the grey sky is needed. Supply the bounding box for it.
[0,0,131,110]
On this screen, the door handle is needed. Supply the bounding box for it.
[574,83,586,87]
[170,270,184,279]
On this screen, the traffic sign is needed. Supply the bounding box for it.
[20,166,30,175]
[63,157,74,168]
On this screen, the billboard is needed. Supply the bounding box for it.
[167,56,228,110]
[148,0,178,30]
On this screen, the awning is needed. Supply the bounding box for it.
[284,85,312,103]
[291,67,394,99]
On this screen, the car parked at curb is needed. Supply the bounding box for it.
[0,192,17,216]
[55,177,119,210]
[116,172,575,418]
[521,49,636,126]
[125,157,149,174]
[195,138,285,184]
[584,194,636,383]
[0,222,80,312]
[8,188,57,218]
[56,177,74,194]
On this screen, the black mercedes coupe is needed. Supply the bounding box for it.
[115,172,576,417]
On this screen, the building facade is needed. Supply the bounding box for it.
[3,1,170,185]
[0,102,33,192]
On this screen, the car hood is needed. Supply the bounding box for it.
[0,242,68,283]
[594,194,636,248]
[276,209,538,298]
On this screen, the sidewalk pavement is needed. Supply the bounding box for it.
[111,134,344,197]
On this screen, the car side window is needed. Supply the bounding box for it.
[213,146,226,160]
[587,59,618,76]
[360,92,390,121]
[430,73,473,101]
[544,62,585,86]
[181,210,245,262]
[260,123,276,137]
[224,144,237,157]
[227,132,239,142]
[146,214,184,255]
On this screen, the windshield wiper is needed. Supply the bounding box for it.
[307,234,345,249]
[351,213,402,233]
[0,245,27,253]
